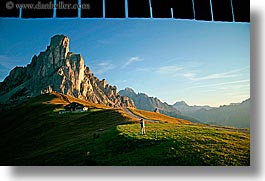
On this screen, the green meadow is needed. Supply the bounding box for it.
[0,93,250,166]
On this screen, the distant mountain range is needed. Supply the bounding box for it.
[173,99,250,128]
[173,101,213,114]
[119,88,180,114]
[120,88,250,128]
[119,88,200,123]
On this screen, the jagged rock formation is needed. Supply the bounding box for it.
[0,35,135,108]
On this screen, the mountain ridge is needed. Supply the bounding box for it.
[119,87,200,123]
[0,35,135,109]
[119,87,181,114]
[173,101,214,114]
[174,98,250,128]
[120,87,250,128]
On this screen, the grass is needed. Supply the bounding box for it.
[0,93,250,166]
[0,93,132,165]
[129,108,191,124]
[89,123,250,166]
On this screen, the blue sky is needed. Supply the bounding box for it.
[0,19,249,106]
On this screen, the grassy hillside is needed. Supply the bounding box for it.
[0,93,250,165]
[128,108,191,124]
[89,123,250,166]
[0,93,134,165]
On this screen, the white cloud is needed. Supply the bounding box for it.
[156,65,183,75]
[182,68,245,81]
[97,62,110,66]
[195,72,238,81]
[98,39,111,45]
[91,62,115,75]
[122,56,143,69]
[188,79,250,89]
[183,73,195,79]
[233,94,250,99]
[0,55,26,69]
[0,55,14,68]
[0,55,9,61]
[136,67,152,72]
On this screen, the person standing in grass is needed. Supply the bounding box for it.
[140,119,146,135]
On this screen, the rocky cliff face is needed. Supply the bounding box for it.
[0,35,135,108]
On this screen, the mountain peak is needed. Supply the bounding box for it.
[173,101,189,107]
[0,35,135,109]
[50,34,69,48]
[124,87,136,94]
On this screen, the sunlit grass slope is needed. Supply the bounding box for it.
[0,93,249,166]
[129,108,191,124]
[89,123,250,166]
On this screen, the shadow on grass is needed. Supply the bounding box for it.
[0,93,249,166]
[87,124,250,166]
[0,103,131,166]
[87,126,208,166]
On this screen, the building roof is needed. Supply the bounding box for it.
[64,102,84,110]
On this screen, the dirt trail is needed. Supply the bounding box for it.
[123,108,159,123]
